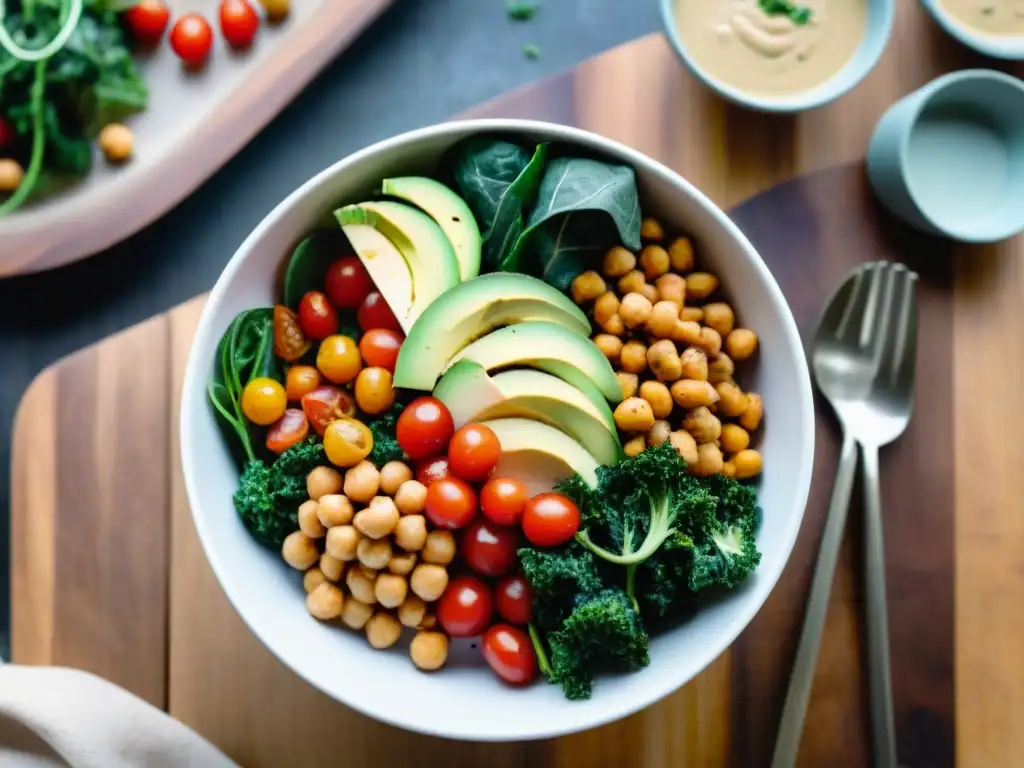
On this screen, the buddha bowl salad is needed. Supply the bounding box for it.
[208,135,766,699]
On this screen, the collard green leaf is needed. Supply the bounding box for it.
[452,138,533,231]
[510,211,619,291]
[282,230,345,308]
[484,142,547,271]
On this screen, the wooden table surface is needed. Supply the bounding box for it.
[10,10,1024,767]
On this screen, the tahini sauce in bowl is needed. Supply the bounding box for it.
[940,0,1024,36]
[673,0,868,97]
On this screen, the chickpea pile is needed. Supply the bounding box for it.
[570,218,764,480]
[280,459,451,672]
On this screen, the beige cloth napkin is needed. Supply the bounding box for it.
[0,663,238,767]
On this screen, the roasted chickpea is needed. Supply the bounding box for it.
[346,567,377,604]
[639,284,658,304]
[669,430,699,465]
[422,530,457,565]
[708,353,735,385]
[654,274,686,306]
[366,612,402,649]
[317,494,353,528]
[410,564,449,602]
[602,246,637,278]
[623,435,646,457]
[673,320,703,347]
[320,552,345,582]
[281,531,318,570]
[355,367,395,415]
[343,460,380,504]
[354,498,399,539]
[638,380,673,418]
[613,397,656,433]
[692,443,724,477]
[639,245,670,280]
[703,303,735,337]
[378,461,413,496]
[398,595,428,628]
[357,537,392,570]
[395,514,428,552]
[0,159,25,193]
[388,551,418,576]
[739,393,764,432]
[619,341,648,374]
[601,313,626,335]
[259,0,291,20]
[303,567,327,593]
[671,379,720,409]
[340,598,374,630]
[375,573,409,609]
[646,420,672,447]
[420,614,438,630]
[683,406,722,444]
[325,524,360,561]
[647,339,682,382]
[698,327,723,357]
[721,424,751,454]
[640,217,665,241]
[617,269,647,295]
[593,292,620,327]
[571,270,607,304]
[395,480,428,515]
[620,292,653,330]
[722,460,737,479]
[716,382,748,418]
[686,272,719,301]
[593,334,623,362]
[679,346,709,381]
[306,582,344,620]
[609,375,636,405]
[410,631,449,671]
[306,466,342,500]
[297,500,326,538]
[646,301,680,339]
[98,123,134,163]
[680,306,704,323]
[726,329,759,361]
[668,237,695,272]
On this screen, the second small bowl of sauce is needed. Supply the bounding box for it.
[661,0,895,112]
[921,0,1024,59]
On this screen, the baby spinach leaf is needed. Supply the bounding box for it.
[484,142,548,271]
[452,138,533,232]
[524,213,620,291]
[282,230,345,308]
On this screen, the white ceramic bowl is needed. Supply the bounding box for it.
[180,119,815,741]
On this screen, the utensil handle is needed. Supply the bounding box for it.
[862,443,898,768]
[771,434,858,768]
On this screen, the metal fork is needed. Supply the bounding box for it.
[772,261,918,768]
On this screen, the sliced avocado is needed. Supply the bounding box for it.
[431,360,504,428]
[339,224,414,330]
[393,273,590,392]
[447,321,621,405]
[479,418,599,495]
[382,177,481,281]
[335,201,460,329]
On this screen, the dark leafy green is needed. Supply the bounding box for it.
[365,403,404,466]
[759,0,812,24]
[485,142,547,271]
[513,212,620,291]
[452,138,534,234]
[282,230,346,308]
[506,0,540,21]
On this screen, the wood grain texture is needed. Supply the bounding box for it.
[0,0,392,278]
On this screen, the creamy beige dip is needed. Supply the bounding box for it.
[941,0,1024,35]
[674,0,868,96]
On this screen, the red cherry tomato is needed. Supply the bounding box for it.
[273,305,311,362]
[357,291,402,333]
[522,493,581,548]
[124,0,170,44]
[0,117,15,150]
[424,477,477,530]
[219,0,259,49]
[170,14,213,65]
[480,477,529,527]
[396,396,454,460]
[437,576,493,638]
[415,456,451,487]
[447,424,501,483]
[325,256,373,310]
[462,519,519,577]
[297,291,338,340]
[482,624,537,685]
[265,408,309,454]
[358,328,403,372]
[495,574,533,626]
[300,385,356,436]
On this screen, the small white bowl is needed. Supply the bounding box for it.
[180,119,815,741]
[920,0,1024,60]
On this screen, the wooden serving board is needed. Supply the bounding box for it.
[11,18,1024,768]
[0,0,392,278]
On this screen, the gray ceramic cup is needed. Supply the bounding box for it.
[866,69,1024,243]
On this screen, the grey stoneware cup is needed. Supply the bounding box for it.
[866,69,1024,243]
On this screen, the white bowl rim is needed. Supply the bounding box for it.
[919,0,1024,60]
[180,117,816,741]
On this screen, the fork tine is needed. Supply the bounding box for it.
[866,263,903,358]
[876,268,918,390]
[835,261,884,345]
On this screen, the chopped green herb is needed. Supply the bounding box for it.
[759,0,812,24]
[523,43,540,60]
[506,0,539,22]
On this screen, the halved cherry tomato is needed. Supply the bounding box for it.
[266,408,309,454]
[325,256,373,310]
[124,0,170,44]
[462,519,518,577]
[448,424,500,482]
[170,13,213,66]
[273,305,311,362]
[522,493,581,548]
[219,0,259,48]
[424,477,477,530]
[301,384,356,436]
[316,334,362,384]
[437,576,493,638]
[285,365,320,401]
[0,117,16,150]
[415,456,451,487]
[298,291,338,340]
[480,477,529,527]
[495,574,533,626]
[323,417,373,467]
[357,291,402,333]
[396,396,454,460]
[241,377,286,426]
[482,624,537,685]
[358,328,403,372]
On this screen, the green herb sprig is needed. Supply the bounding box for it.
[759,0,812,25]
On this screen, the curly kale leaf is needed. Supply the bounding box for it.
[518,542,603,631]
[365,403,404,466]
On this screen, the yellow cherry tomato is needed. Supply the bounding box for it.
[241,377,287,425]
[316,335,362,384]
[323,417,374,467]
[285,365,320,401]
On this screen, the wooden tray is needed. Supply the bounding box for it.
[11,18,1024,768]
[0,0,392,278]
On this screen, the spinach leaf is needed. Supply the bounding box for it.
[282,230,345,308]
[522,213,620,291]
[452,138,533,232]
[484,143,548,271]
